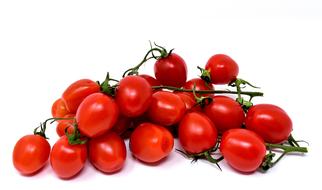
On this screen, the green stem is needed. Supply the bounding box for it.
[265,143,308,153]
[204,151,223,171]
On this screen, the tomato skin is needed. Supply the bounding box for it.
[76,93,119,138]
[116,76,152,117]
[112,115,133,136]
[50,136,87,179]
[89,132,126,173]
[62,79,100,113]
[130,122,174,163]
[56,121,75,137]
[178,112,217,154]
[13,135,50,175]
[245,104,292,144]
[220,129,266,173]
[204,96,245,133]
[139,74,161,87]
[51,98,70,118]
[154,53,187,87]
[175,92,201,112]
[183,78,214,97]
[205,54,239,84]
[147,91,186,126]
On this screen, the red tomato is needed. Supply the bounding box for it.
[13,135,50,175]
[147,91,186,126]
[204,96,245,133]
[76,93,119,138]
[130,122,174,163]
[89,132,126,173]
[154,53,187,87]
[175,92,201,112]
[220,129,266,172]
[205,54,239,84]
[139,74,161,87]
[112,115,133,136]
[116,76,152,117]
[56,114,75,137]
[183,78,214,97]
[50,136,87,179]
[62,79,100,113]
[245,104,292,144]
[178,112,217,154]
[51,98,70,118]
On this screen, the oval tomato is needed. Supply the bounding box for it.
[51,98,70,118]
[175,92,201,112]
[89,132,126,173]
[130,122,174,163]
[204,96,245,133]
[50,136,87,179]
[62,79,100,113]
[154,53,187,87]
[220,129,266,172]
[245,104,292,144]
[178,112,217,154]
[139,74,161,87]
[183,78,214,98]
[116,76,152,117]
[13,135,50,175]
[112,115,133,137]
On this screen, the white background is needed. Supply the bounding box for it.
[0,0,321,189]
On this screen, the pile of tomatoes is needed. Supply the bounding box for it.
[13,43,308,179]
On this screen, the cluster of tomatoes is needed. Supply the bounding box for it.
[13,43,308,179]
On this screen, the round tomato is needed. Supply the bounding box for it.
[89,132,126,173]
[139,74,161,87]
[204,96,245,133]
[13,135,50,175]
[220,129,266,172]
[245,104,292,144]
[76,93,119,138]
[154,53,187,87]
[62,79,100,113]
[205,54,239,84]
[51,98,70,118]
[183,78,214,97]
[175,92,201,112]
[147,91,186,126]
[116,76,152,117]
[130,122,174,163]
[178,112,217,154]
[50,136,87,179]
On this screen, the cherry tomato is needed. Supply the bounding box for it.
[51,98,70,118]
[89,132,126,173]
[178,112,217,154]
[245,104,292,144]
[183,78,214,98]
[175,92,201,112]
[116,76,152,117]
[139,74,161,87]
[76,93,119,138]
[130,122,174,163]
[62,79,100,113]
[147,91,186,126]
[220,129,266,172]
[112,115,133,136]
[204,96,245,133]
[205,54,239,84]
[50,136,87,179]
[154,53,187,87]
[13,135,50,175]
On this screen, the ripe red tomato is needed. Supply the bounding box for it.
[51,98,70,118]
[76,93,119,138]
[175,92,201,112]
[220,129,266,172]
[204,96,245,133]
[139,74,161,87]
[147,91,186,126]
[183,78,214,97]
[245,104,292,144]
[89,132,126,173]
[178,112,217,154]
[130,122,174,163]
[50,136,87,179]
[13,135,50,175]
[205,54,239,84]
[154,53,187,87]
[112,115,133,136]
[56,113,75,137]
[116,76,152,117]
[62,79,100,113]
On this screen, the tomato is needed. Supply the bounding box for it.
[178,112,217,154]
[220,129,266,172]
[55,114,75,137]
[139,74,161,87]
[130,122,174,163]
[62,79,100,113]
[147,91,186,126]
[112,115,133,136]
[245,104,292,144]
[205,54,239,84]
[51,98,70,118]
[89,132,126,173]
[116,76,152,117]
[175,92,201,112]
[183,78,214,97]
[13,135,50,175]
[76,93,119,138]
[50,136,87,179]
[204,96,245,133]
[154,53,187,87]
